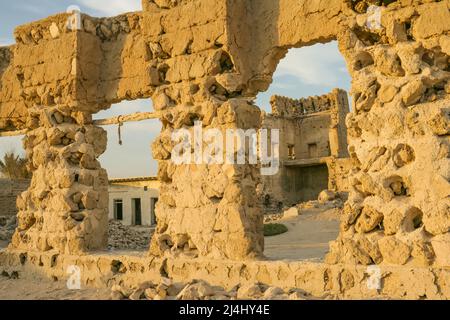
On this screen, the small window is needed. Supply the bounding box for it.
[113,199,123,221]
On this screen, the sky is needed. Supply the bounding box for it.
[0,1,351,178]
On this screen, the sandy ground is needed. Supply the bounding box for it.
[0,206,341,299]
[0,276,112,300]
[264,207,341,261]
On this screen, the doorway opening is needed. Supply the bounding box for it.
[94,99,160,251]
[284,164,330,204]
[113,199,124,221]
[132,198,142,226]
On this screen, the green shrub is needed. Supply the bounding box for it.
[264,223,288,237]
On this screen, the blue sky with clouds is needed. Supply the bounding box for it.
[0,1,351,178]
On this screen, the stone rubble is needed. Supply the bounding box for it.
[111,278,325,301]
[0,0,448,300]
[1,217,153,251]
[107,220,153,251]
[263,192,345,224]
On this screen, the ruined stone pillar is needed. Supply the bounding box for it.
[10,106,109,254]
[143,0,264,260]
[149,91,263,260]
[327,1,450,267]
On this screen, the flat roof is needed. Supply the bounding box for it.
[109,177,158,183]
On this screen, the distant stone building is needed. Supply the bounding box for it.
[261,89,352,208]
[108,177,160,226]
[0,178,30,216]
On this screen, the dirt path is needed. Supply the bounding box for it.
[264,207,341,261]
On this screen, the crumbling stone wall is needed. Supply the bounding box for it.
[327,158,353,192]
[261,89,351,207]
[2,248,449,299]
[0,0,448,267]
[269,89,350,160]
[326,0,450,267]
[10,106,109,254]
[142,0,263,260]
[0,46,27,131]
[2,14,124,254]
[2,11,176,255]
[1,1,264,260]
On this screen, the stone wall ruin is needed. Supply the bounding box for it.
[0,0,448,279]
[261,89,351,207]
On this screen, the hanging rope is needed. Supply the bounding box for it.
[117,115,123,145]
[1,112,161,137]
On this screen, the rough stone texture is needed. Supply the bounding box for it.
[108,220,153,250]
[142,1,264,260]
[113,278,315,300]
[0,179,30,216]
[9,106,109,255]
[0,249,448,300]
[326,0,450,268]
[0,0,448,268]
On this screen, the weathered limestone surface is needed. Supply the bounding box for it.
[10,106,109,254]
[0,0,448,269]
[1,249,449,300]
[326,0,450,268]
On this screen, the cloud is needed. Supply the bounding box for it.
[15,3,48,15]
[271,81,297,90]
[76,0,142,16]
[275,42,349,88]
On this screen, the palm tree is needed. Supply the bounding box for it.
[0,151,31,180]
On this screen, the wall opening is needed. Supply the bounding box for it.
[258,42,351,262]
[113,199,123,221]
[94,99,160,252]
[287,144,296,160]
[132,198,142,226]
